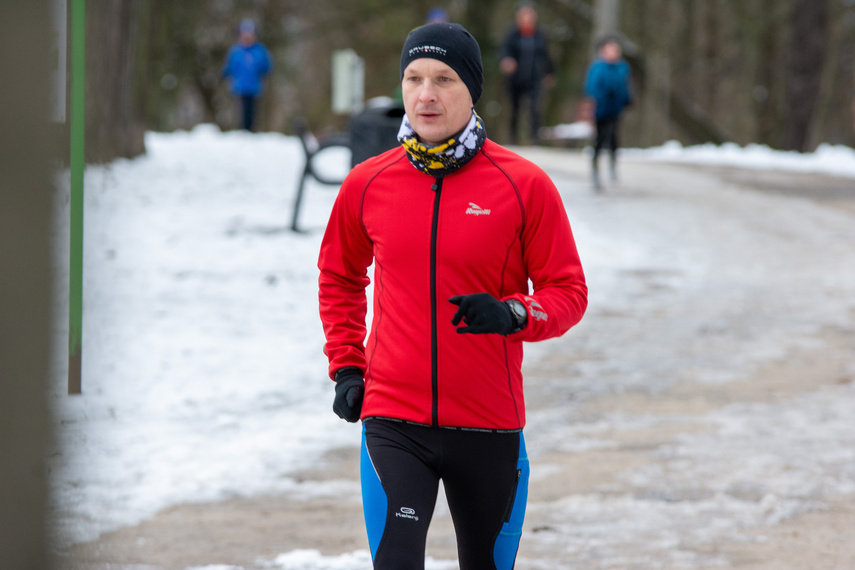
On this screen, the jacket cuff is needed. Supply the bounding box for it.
[334,367,363,382]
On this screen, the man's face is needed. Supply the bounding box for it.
[601,41,622,63]
[516,6,537,29]
[402,58,473,146]
[239,30,256,46]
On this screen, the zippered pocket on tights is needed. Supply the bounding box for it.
[503,468,522,523]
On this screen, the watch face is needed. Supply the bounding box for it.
[510,301,526,319]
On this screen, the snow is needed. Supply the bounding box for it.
[626,139,855,179]
[267,550,457,569]
[540,120,595,141]
[50,126,355,547]
[48,126,855,569]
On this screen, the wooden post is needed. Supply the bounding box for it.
[0,1,54,566]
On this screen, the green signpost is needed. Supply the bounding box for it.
[69,0,84,394]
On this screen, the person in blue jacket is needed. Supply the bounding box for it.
[585,36,632,190]
[222,19,272,131]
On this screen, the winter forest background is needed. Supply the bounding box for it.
[80,0,855,165]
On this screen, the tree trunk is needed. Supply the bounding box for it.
[464,0,503,135]
[781,0,828,151]
[625,48,731,145]
[739,0,787,147]
[592,0,620,48]
[85,0,152,163]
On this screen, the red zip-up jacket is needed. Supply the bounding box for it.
[318,139,587,430]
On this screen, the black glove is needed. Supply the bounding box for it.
[449,293,514,335]
[333,367,364,423]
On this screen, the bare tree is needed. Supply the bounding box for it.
[592,0,620,47]
[781,0,829,151]
[85,1,154,163]
[73,0,855,153]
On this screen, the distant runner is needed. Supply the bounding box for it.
[585,35,633,190]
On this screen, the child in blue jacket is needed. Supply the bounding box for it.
[585,36,632,190]
[222,19,272,131]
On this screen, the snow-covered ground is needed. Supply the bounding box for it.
[50,126,354,546]
[626,139,855,179]
[48,126,855,569]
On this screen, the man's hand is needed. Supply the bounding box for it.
[333,367,364,422]
[449,293,514,335]
[500,57,518,75]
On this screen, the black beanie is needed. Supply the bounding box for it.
[400,23,483,105]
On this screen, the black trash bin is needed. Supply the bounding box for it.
[348,105,405,168]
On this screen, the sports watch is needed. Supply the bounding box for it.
[504,299,528,333]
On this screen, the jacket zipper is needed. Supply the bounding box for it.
[430,177,443,427]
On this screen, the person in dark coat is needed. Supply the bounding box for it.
[499,2,555,145]
[585,36,632,190]
[222,19,272,131]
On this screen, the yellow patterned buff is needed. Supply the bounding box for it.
[397,111,486,178]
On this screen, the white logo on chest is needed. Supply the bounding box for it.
[465,202,491,216]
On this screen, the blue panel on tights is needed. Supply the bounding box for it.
[493,432,530,570]
[361,424,388,562]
